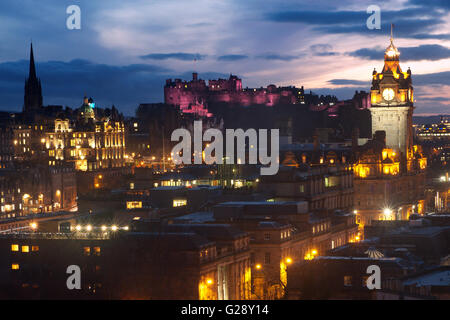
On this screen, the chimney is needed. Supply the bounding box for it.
[374,131,386,148]
[313,133,319,151]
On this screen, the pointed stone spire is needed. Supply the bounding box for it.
[24,42,43,112]
[29,42,37,80]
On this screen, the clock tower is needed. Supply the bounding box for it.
[370,26,414,156]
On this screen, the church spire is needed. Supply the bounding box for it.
[29,42,37,80]
[24,42,43,112]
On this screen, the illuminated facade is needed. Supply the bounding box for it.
[212,201,359,299]
[42,98,126,172]
[353,32,427,226]
[353,133,427,226]
[164,73,305,116]
[0,165,77,219]
[370,30,414,155]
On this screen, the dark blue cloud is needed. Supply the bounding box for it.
[0,58,229,115]
[348,44,450,61]
[266,7,441,25]
[266,7,449,40]
[256,53,301,61]
[313,19,448,41]
[217,54,249,61]
[329,72,450,88]
[328,79,369,86]
[310,44,338,56]
[408,0,450,9]
[410,33,450,40]
[140,53,206,61]
[267,10,365,24]
[413,71,450,86]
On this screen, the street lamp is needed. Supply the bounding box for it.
[383,208,393,220]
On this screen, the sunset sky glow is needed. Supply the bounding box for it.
[0,0,448,115]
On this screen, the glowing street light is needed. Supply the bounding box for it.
[255,264,262,270]
[75,225,82,231]
[30,222,37,230]
[383,208,393,219]
[86,225,92,232]
[285,257,293,264]
[111,225,118,231]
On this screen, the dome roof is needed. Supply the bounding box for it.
[365,247,385,259]
[382,157,394,164]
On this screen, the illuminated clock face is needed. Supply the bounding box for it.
[382,88,395,101]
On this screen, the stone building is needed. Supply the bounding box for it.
[1,44,129,196]
[0,224,252,300]
[210,201,359,299]
[164,73,305,116]
[0,165,77,220]
[260,146,354,213]
[353,32,427,226]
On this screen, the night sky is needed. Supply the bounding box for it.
[0,0,449,115]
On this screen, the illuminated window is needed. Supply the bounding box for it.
[21,246,29,253]
[344,275,352,287]
[83,247,91,256]
[32,246,39,252]
[93,247,101,256]
[173,199,187,207]
[11,244,19,252]
[11,264,19,270]
[126,201,142,209]
[362,276,369,287]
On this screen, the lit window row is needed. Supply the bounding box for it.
[73,224,129,232]
[83,246,101,256]
[11,244,39,252]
